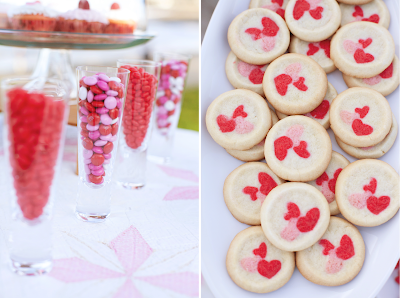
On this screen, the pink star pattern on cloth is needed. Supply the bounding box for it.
[49,226,199,297]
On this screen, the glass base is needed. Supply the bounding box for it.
[75,211,109,223]
[10,258,52,276]
[116,181,145,190]
[147,154,171,164]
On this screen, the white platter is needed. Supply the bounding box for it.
[201,1,400,297]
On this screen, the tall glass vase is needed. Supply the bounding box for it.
[1,77,70,275]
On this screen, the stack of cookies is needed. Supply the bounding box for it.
[206,0,399,293]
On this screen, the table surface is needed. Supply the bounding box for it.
[0,121,199,298]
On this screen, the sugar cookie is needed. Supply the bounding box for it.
[337,0,374,6]
[249,0,290,19]
[340,0,390,28]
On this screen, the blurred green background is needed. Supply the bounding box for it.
[178,87,199,131]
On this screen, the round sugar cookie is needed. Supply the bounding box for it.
[329,87,392,147]
[336,114,398,159]
[260,182,330,252]
[340,0,390,28]
[337,0,375,6]
[289,36,336,73]
[343,56,399,97]
[263,53,328,115]
[307,151,350,215]
[284,0,341,42]
[224,162,284,225]
[264,115,332,182]
[335,159,400,227]
[206,89,271,150]
[228,8,290,65]
[249,0,290,19]
[296,217,365,286]
[276,82,337,129]
[330,22,395,78]
[225,51,268,96]
[226,109,279,161]
[226,226,295,293]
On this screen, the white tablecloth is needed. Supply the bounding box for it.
[0,123,199,298]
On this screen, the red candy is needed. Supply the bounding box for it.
[88,174,103,185]
[82,137,93,150]
[91,153,105,166]
[108,80,119,91]
[109,108,119,119]
[111,122,118,135]
[90,85,103,94]
[99,124,112,135]
[87,112,100,126]
[84,101,96,112]
[92,101,104,108]
[103,142,113,154]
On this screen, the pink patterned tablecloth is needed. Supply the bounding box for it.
[0,122,199,298]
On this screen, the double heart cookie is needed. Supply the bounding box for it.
[307,151,350,215]
[224,162,284,225]
[285,0,341,42]
[263,53,328,115]
[331,22,395,78]
[249,0,290,19]
[225,51,268,96]
[336,159,400,227]
[343,55,399,97]
[264,115,331,182]
[206,89,271,150]
[261,182,330,251]
[340,0,390,29]
[276,82,337,129]
[337,0,373,4]
[297,217,366,286]
[330,87,392,147]
[228,8,290,65]
[226,226,295,293]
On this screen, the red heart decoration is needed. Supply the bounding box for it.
[319,40,331,58]
[297,208,320,232]
[274,74,293,96]
[232,105,248,119]
[276,8,285,19]
[243,186,259,201]
[380,63,393,79]
[310,100,329,119]
[319,239,335,255]
[216,115,236,133]
[367,195,390,215]
[352,6,364,17]
[274,136,293,161]
[355,106,369,118]
[257,260,281,279]
[359,38,373,49]
[284,202,301,220]
[293,0,310,20]
[352,119,373,136]
[328,168,342,194]
[272,0,283,6]
[245,28,262,40]
[354,49,374,64]
[249,68,264,84]
[293,77,308,91]
[253,242,267,258]
[293,141,310,158]
[259,172,278,196]
[336,235,355,260]
[316,172,329,186]
[363,177,377,194]
[262,17,280,37]
[362,14,380,24]
[307,44,319,56]
[309,6,323,20]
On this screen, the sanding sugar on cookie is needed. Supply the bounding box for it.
[224,162,284,225]
[206,89,271,150]
[228,8,290,65]
[249,0,290,19]
[336,114,398,159]
[226,226,295,293]
[330,22,395,78]
[329,87,392,148]
[264,115,332,182]
[260,182,330,252]
[307,151,350,215]
[276,82,337,129]
[296,217,365,286]
[289,36,336,73]
[337,0,374,5]
[340,0,390,29]
[263,53,327,115]
[284,0,341,42]
[343,56,399,97]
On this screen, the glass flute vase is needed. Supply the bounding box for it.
[2,77,69,275]
[75,66,130,222]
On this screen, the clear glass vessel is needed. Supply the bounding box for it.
[1,77,70,275]
[75,66,130,222]
[115,60,161,189]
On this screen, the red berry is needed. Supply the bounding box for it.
[79,0,90,10]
